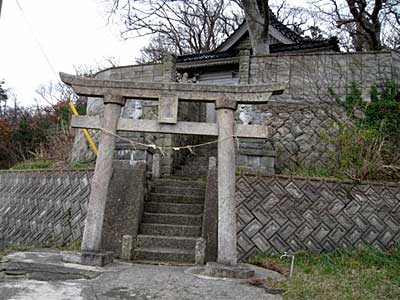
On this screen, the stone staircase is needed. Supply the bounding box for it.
[174,144,217,177]
[134,142,216,264]
[134,177,206,263]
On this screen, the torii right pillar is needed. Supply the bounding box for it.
[215,97,238,266]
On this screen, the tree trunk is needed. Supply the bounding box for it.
[242,0,270,55]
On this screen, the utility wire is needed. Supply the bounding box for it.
[14,0,59,80]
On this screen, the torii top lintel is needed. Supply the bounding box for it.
[60,72,287,104]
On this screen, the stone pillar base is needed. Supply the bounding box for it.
[205,262,255,279]
[185,262,255,280]
[62,251,114,267]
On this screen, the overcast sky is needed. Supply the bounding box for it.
[0,0,148,106]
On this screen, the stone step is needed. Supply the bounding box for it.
[140,223,201,237]
[151,186,205,197]
[136,235,197,250]
[134,247,194,263]
[179,164,208,170]
[144,202,203,215]
[174,170,207,177]
[162,176,205,181]
[142,212,202,226]
[152,179,206,189]
[148,193,204,204]
[178,166,208,173]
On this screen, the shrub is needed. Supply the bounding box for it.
[296,81,399,181]
[323,121,386,180]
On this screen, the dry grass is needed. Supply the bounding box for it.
[251,245,400,300]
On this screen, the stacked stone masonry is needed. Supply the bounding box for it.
[1,170,399,261]
[245,102,348,172]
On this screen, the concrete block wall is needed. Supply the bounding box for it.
[236,173,400,261]
[0,170,93,249]
[0,163,147,255]
[249,51,395,101]
[1,170,399,262]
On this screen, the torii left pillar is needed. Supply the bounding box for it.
[80,94,125,266]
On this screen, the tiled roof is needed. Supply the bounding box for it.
[216,9,304,52]
[269,9,304,44]
[177,38,340,64]
[177,50,239,63]
[270,37,340,52]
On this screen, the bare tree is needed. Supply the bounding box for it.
[136,34,177,64]
[106,0,243,59]
[310,0,400,51]
[35,81,77,107]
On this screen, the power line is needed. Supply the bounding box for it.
[14,0,59,80]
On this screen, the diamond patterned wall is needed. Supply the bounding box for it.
[236,174,400,262]
[0,170,93,249]
[1,170,399,260]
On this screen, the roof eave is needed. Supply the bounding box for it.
[177,57,239,70]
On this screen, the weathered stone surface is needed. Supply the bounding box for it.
[195,238,206,265]
[3,251,100,281]
[249,51,394,101]
[246,101,349,172]
[60,72,285,104]
[187,262,255,280]
[0,169,93,249]
[80,251,114,267]
[80,100,123,253]
[216,107,237,266]
[202,157,218,262]
[2,251,283,300]
[152,153,161,178]
[61,249,113,267]
[101,161,147,257]
[1,170,400,262]
[236,173,400,261]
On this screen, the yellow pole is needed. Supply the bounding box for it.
[68,101,98,156]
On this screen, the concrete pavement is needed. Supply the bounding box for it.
[0,251,283,300]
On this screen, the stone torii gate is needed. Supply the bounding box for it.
[60,72,286,269]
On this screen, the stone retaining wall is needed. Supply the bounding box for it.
[0,170,93,249]
[392,51,400,87]
[247,101,347,172]
[1,170,399,262]
[238,51,398,171]
[236,173,400,261]
[249,51,396,101]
